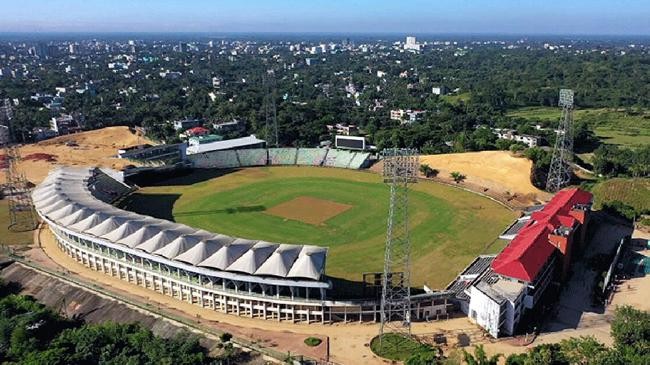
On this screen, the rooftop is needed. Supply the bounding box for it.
[491,188,592,282]
[186,135,265,154]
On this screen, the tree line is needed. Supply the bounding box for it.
[0,279,241,364]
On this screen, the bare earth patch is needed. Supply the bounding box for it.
[0,126,152,185]
[265,196,352,225]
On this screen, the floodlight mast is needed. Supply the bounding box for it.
[546,89,575,193]
[262,69,279,148]
[379,148,418,344]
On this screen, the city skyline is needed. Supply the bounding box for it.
[2,0,650,36]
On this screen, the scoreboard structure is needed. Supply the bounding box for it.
[335,135,366,150]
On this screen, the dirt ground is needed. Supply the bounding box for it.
[609,229,650,311]
[418,151,551,205]
[264,196,353,225]
[0,127,150,185]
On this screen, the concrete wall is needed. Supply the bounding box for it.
[467,286,502,338]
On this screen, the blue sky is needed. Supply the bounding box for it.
[2,0,649,35]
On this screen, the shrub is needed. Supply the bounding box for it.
[219,332,233,343]
[304,337,322,347]
[450,171,466,184]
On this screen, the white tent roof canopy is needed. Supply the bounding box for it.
[33,167,328,282]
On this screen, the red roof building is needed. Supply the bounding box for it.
[186,126,210,136]
[492,188,593,283]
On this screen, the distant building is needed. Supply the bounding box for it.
[492,128,539,148]
[404,36,421,51]
[390,109,406,121]
[212,119,244,133]
[0,125,9,145]
[0,98,13,125]
[172,118,201,131]
[50,113,83,135]
[30,93,54,103]
[211,76,223,89]
[326,123,358,136]
[390,109,426,124]
[44,96,65,111]
[184,126,211,137]
[432,86,449,95]
[32,127,57,141]
[160,70,182,79]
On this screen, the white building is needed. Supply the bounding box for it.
[432,86,448,95]
[212,77,223,89]
[453,189,592,338]
[326,123,358,136]
[492,128,540,148]
[390,109,426,124]
[467,273,527,337]
[404,36,421,51]
[50,113,82,134]
[390,109,406,121]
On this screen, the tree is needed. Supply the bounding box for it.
[521,343,568,365]
[509,143,525,153]
[450,171,466,184]
[610,306,650,355]
[219,332,233,343]
[559,336,607,365]
[419,164,439,178]
[406,348,442,365]
[462,344,501,365]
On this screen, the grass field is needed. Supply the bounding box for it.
[0,200,34,246]
[590,178,650,213]
[370,333,434,361]
[507,107,650,148]
[441,92,471,105]
[121,166,516,288]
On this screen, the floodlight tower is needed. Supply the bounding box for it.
[4,145,38,232]
[546,89,575,193]
[379,148,418,341]
[262,69,279,148]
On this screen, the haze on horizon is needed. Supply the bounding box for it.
[2,0,650,36]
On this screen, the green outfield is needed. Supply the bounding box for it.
[121,166,516,288]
